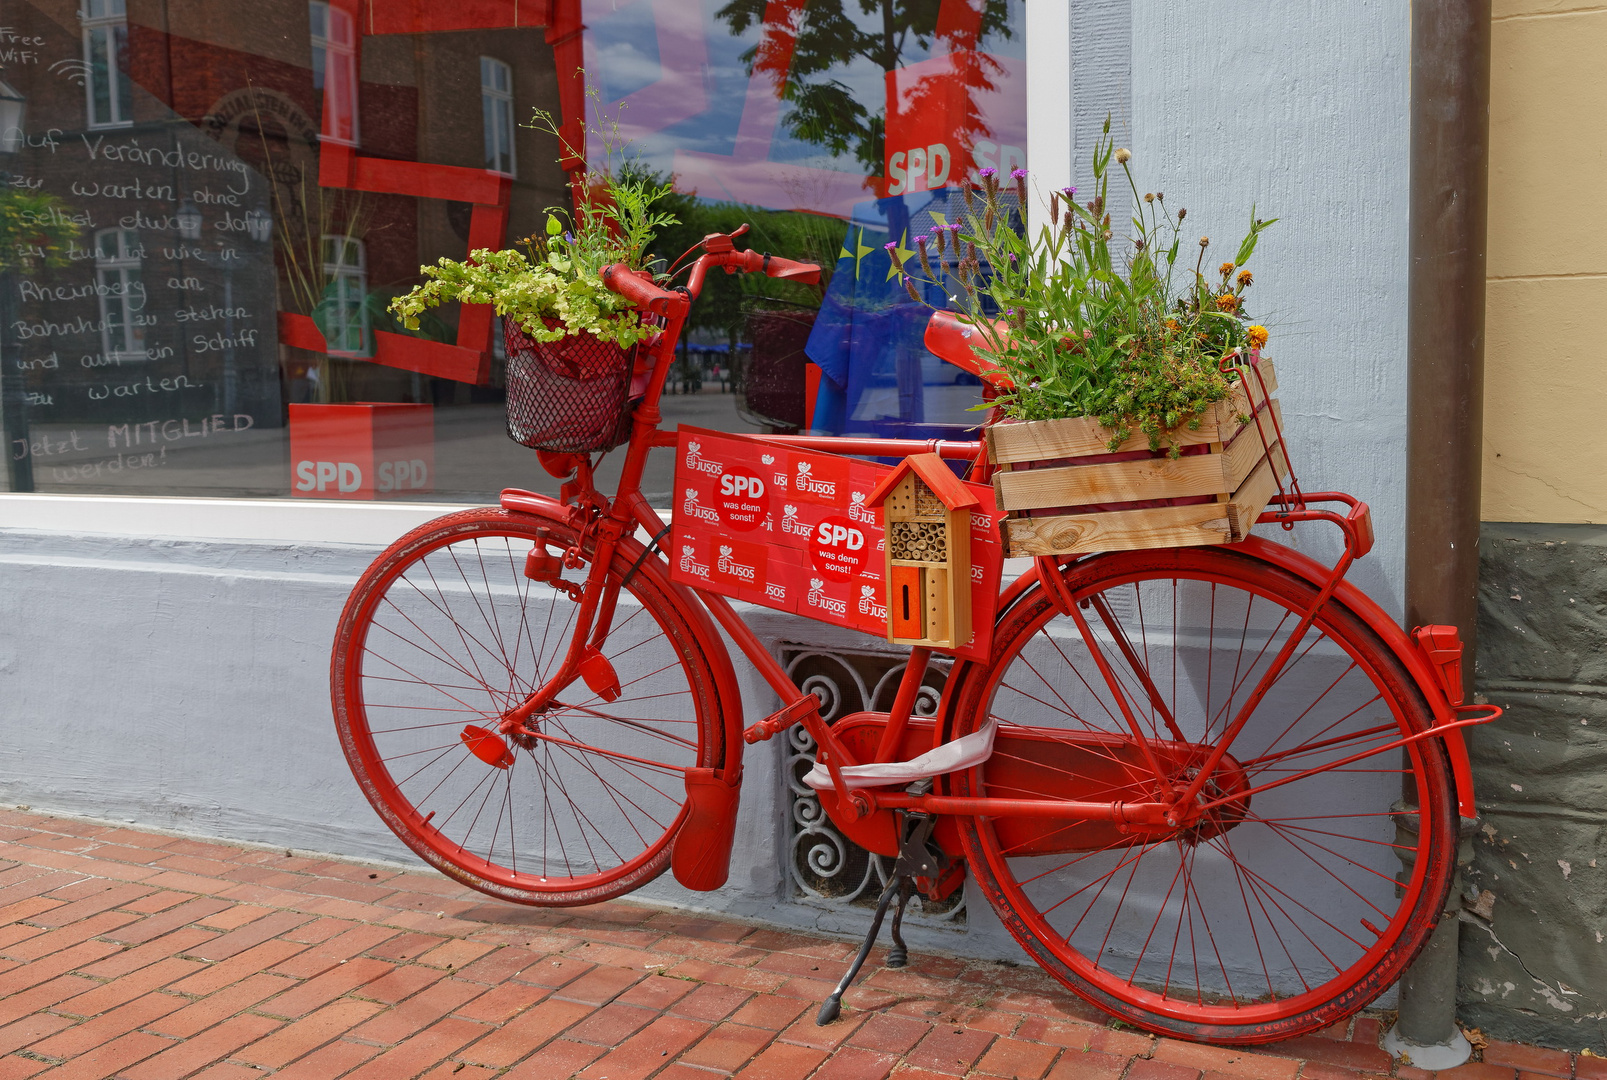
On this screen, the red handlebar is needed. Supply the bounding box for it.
[603,234,821,311]
[924,310,1015,389]
[599,264,685,315]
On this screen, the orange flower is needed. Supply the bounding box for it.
[1237,270,1253,287]
[1216,293,1240,313]
[1219,262,1235,276]
[1164,318,1180,331]
[1246,325,1269,348]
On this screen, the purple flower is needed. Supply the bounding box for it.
[563,231,575,243]
[884,241,898,252]
[1061,187,1076,197]
[1008,253,1017,263]
[978,167,997,178]
[947,222,961,233]
[1010,168,1028,179]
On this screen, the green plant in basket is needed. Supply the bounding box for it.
[902,118,1276,457]
[389,105,679,349]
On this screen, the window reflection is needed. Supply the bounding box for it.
[318,235,368,357]
[93,228,145,359]
[0,0,1022,500]
[481,57,516,177]
[80,0,131,129]
[309,1,358,146]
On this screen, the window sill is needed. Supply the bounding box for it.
[0,492,476,545]
[0,492,674,546]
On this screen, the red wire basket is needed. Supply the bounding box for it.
[503,319,638,454]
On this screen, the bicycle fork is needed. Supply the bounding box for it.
[497,518,633,735]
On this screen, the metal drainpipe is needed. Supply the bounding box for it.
[1386,0,1491,1068]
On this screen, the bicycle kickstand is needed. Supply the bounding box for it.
[816,780,946,1026]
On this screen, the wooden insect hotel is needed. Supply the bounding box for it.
[987,362,1287,557]
[865,454,978,650]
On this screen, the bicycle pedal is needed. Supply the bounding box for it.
[459,725,514,769]
[742,696,820,743]
[578,649,622,703]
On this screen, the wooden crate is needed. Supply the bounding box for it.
[986,363,1289,557]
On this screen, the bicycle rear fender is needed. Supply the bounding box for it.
[1233,536,1478,819]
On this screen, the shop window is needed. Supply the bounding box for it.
[81,0,131,129]
[310,1,359,145]
[320,235,369,356]
[481,57,516,177]
[0,0,1025,502]
[94,228,145,360]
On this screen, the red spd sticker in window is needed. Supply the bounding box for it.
[808,515,870,580]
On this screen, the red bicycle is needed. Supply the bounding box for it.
[331,227,1496,1044]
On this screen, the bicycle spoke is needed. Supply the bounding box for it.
[956,548,1455,1037]
[335,515,715,901]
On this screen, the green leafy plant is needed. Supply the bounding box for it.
[389,101,679,348]
[0,190,81,273]
[902,118,1275,456]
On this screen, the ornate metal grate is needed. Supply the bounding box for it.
[780,646,965,924]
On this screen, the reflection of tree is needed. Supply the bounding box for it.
[0,191,80,273]
[651,178,837,339]
[716,0,1012,174]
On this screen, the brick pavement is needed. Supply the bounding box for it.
[0,808,1589,1080]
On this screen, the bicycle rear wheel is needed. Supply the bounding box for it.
[947,546,1456,1043]
[332,507,724,906]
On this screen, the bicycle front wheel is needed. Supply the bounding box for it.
[332,507,724,906]
[947,546,1456,1043]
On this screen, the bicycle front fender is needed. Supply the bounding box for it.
[1232,536,1479,819]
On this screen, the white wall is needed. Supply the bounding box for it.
[1127,0,1412,616]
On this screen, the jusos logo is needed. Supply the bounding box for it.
[683,440,721,475]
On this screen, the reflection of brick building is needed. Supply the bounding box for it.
[4,0,570,446]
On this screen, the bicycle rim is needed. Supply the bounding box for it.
[332,508,722,905]
[949,546,1456,1042]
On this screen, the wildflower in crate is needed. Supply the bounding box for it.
[905,118,1289,557]
[901,116,1276,459]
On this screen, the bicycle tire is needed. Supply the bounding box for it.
[331,507,724,906]
[946,545,1457,1043]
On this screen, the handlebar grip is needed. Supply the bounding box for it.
[599,264,683,315]
[759,253,821,284]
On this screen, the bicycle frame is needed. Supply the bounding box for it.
[491,233,1494,892]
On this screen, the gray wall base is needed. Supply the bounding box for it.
[0,528,1020,965]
